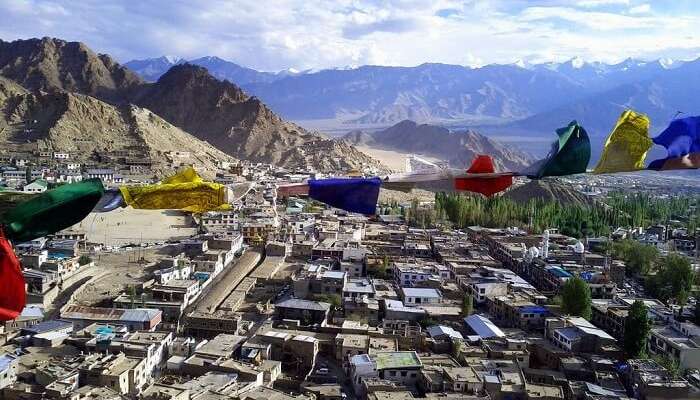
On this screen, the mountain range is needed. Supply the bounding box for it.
[125,56,301,85]
[126,54,700,141]
[0,37,382,174]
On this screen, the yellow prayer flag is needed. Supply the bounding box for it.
[119,167,231,213]
[593,110,652,174]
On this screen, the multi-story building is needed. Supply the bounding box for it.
[648,320,700,371]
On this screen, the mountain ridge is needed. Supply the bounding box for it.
[125,54,699,132]
[343,120,532,171]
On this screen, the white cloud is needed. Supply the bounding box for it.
[0,0,697,71]
[629,4,651,14]
[576,0,630,7]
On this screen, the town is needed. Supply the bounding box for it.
[0,146,699,400]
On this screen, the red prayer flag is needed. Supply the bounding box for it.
[455,155,513,197]
[0,232,26,321]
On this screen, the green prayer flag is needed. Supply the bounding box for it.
[1,179,104,243]
[523,120,591,179]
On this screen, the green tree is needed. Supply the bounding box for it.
[613,240,658,276]
[647,253,695,308]
[561,276,592,319]
[623,300,650,358]
[462,293,474,317]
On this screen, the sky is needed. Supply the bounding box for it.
[1,0,700,71]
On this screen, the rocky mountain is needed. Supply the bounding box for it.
[0,88,233,177]
[125,56,283,85]
[133,64,381,171]
[343,120,532,171]
[0,38,382,173]
[0,37,143,102]
[503,180,595,207]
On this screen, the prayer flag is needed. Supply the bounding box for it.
[454,155,513,196]
[0,233,25,321]
[119,167,232,213]
[523,121,591,179]
[308,177,381,215]
[594,110,652,174]
[648,116,700,170]
[1,179,104,243]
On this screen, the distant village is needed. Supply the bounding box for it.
[1,146,700,400]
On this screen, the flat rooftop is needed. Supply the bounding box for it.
[374,351,422,370]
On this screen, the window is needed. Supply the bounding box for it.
[401,371,407,377]
[390,371,397,377]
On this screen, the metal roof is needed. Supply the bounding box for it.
[426,325,464,340]
[322,271,346,280]
[23,320,72,334]
[464,314,505,339]
[276,298,331,311]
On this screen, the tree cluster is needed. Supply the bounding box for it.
[645,253,695,312]
[612,240,659,276]
[561,276,592,319]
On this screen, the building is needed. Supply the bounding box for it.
[545,317,617,354]
[0,354,18,389]
[350,351,423,395]
[61,306,162,331]
[343,278,376,300]
[393,263,441,287]
[184,310,242,339]
[79,353,148,396]
[275,299,331,325]
[23,179,47,193]
[624,358,692,400]
[648,320,700,371]
[400,288,442,306]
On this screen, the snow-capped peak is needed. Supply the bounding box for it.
[513,59,529,69]
[570,56,585,69]
[163,55,181,64]
[658,57,681,69]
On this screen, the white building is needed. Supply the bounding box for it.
[400,288,442,306]
[23,180,48,193]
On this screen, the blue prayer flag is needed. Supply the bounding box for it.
[308,177,381,215]
[649,116,700,170]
